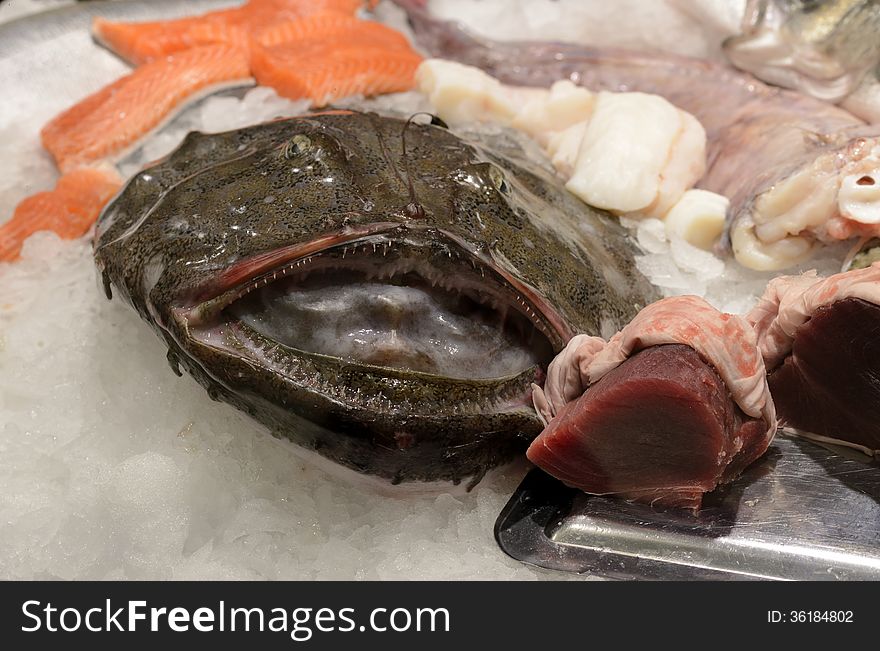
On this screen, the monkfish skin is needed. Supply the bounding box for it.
[94,111,656,484]
[396,2,880,271]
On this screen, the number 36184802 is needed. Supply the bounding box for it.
[768,611,853,623]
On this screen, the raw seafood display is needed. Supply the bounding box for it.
[399,3,880,271]
[2,0,880,523]
[94,111,656,485]
[749,262,880,456]
[529,296,775,510]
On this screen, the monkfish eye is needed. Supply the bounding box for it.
[282,134,312,159]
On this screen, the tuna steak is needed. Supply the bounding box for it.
[529,296,775,510]
[94,111,656,485]
[749,262,880,456]
[768,298,880,455]
[528,345,770,510]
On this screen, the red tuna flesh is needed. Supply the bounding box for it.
[769,297,880,453]
[527,344,769,510]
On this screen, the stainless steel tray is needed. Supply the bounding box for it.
[495,436,880,580]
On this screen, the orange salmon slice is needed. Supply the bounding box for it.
[93,0,367,64]
[40,44,252,173]
[0,168,123,262]
[92,8,244,65]
[252,46,423,106]
[253,12,411,48]
[250,15,422,106]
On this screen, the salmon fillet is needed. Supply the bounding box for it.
[92,8,244,64]
[250,17,422,106]
[0,168,122,262]
[253,12,411,48]
[93,0,367,64]
[41,44,252,173]
[253,47,422,105]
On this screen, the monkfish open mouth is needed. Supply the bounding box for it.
[182,228,561,382]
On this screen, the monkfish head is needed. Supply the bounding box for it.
[94,111,653,484]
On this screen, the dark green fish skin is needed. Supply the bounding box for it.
[94,111,656,485]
